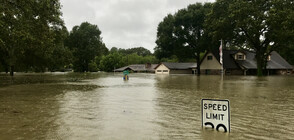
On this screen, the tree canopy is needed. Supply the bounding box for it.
[207,0,294,76]
[154,3,215,75]
[118,47,152,56]
[0,0,65,75]
[66,22,108,72]
[100,47,158,72]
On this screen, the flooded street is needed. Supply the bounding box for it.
[0,73,294,139]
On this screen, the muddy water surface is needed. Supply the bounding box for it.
[0,73,293,139]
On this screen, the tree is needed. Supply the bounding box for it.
[0,0,65,76]
[121,53,158,65]
[118,47,152,56]
[278,44,294,65]
[99,52,125,72]
[173,3,214,75]
[66,22,108,72]
[207,0,294,76]
[47,27,73,71]
[110,47,119,53]
[154,14,176,60]
[155,3,214,75]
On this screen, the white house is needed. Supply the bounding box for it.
[155,62,197,74]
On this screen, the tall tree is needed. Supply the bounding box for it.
[155,3,214,75]
[173,3,214,75]
[47,27,73,71]
[0,0,64,76]
[154,14,177,60]
[207,0,294,76]
[66,22,108,72]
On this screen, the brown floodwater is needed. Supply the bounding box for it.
[0,72,293,139]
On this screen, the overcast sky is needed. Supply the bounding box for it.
[60,0,215,52]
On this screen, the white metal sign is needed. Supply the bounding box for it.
[201,99,230,132]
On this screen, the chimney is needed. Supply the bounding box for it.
[145,63,151,68]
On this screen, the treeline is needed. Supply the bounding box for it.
[0,0,161,75]
[100,47,159,72]
[155,1,294,76]
[1,0,294,76]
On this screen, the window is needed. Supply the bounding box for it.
[207,55,213,60]
[205,69,211,74]
[157,70,162,72]
[226,70,231,75]
[163,70,168,72]
[267,55,271,61]
[237,55,244,60]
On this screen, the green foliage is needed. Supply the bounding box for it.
[155,3,215,75]
[66,22,108,72]
[99,52,125,72]
[207,0,294,76]
[88,60,99,72]
[278,44,294,65]
[48,44,73,71]
[110,47,119,54]
[99,47,158,72]
[110,47,152,57]
[154,14,176,60]
[118,47,152,56]
[122,53,158,65]
[0,0,66,75]
[141,55,159,64]
[160,55,179,63]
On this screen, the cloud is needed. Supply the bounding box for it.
[60,0,215,52]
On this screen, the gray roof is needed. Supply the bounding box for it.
[114,64,158,72]
[211,50,240,69]
[211,50,292,70]
[267,51,293,69]
[114,66,129,71]
[158,62,197,70]
[234,51,257,69]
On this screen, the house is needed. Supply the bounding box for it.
[114,63,158,73]
[200,50,293,75]
[155,62,197,74]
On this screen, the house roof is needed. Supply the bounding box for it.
[209,50,292,70]
[155,62,197,70]
[210,50,240,69]
[234,51,257,69]
[267,51,293,69]
[114,64,158,72]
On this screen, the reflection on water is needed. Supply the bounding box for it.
[0,73,293,139]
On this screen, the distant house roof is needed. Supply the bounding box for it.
[155,62,197,70]
[114,64,158,72]
[209,50,292,70]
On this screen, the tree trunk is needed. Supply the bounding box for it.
[256,51,264,76]
[10,65,14,76]
[196,52,201,76]
[257,62,263,76]
[5,66,9,74]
